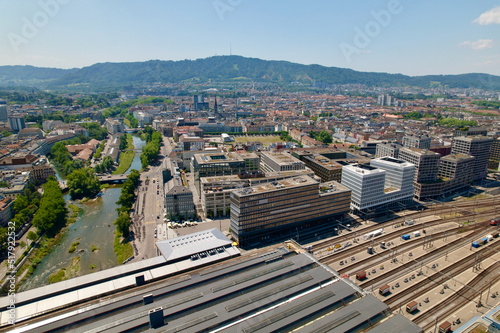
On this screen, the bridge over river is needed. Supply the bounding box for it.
[59,174,128,191]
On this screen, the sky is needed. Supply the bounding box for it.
[0,0,499,76]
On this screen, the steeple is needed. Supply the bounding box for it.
[214,96,218,113]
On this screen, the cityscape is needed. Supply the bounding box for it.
[1,1,500,333]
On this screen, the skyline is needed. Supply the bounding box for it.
[0,1,500,76]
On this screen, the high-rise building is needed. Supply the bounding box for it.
[7,115,25,132]
[402,135,431,150]
[341,157,414,213]
[0,100,7,122]
[413,153,475,200]
[489,137,500,169]
[230,175,350,247]
[399,148,441,183]
[453,127,487,137]
[451,136,493,181]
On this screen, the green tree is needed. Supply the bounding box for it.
[114,212,131,238]
[67,168,101,200]
[2,131,13,137]
[27,231,38,242]
[32,178,67,237]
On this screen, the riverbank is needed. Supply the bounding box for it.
[113,134,135,174]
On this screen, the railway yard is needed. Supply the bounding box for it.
[307,196,500,332]
[2,195,500,332]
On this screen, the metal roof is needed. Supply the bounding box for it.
[156,228,233,262]
[366,314,423,333]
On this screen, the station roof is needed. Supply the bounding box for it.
[156,228,232,262]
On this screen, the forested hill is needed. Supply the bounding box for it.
[1,56,499,91]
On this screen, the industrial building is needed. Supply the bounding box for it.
[451,136,493,181]
[341,157,415,213]
[230,175,351,247]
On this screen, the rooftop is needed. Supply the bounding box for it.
[156,228,233,262]
[236,175,318,196]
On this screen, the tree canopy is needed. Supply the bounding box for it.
[32,177,67,237]
[67,168,101,200]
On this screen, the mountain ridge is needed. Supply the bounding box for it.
[1,56,499,91]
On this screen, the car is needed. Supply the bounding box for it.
[153,180,155,183]
[157,215,159,219]
[157,191,159,195]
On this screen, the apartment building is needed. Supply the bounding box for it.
[230,175,350,247]
[451,136,493,181]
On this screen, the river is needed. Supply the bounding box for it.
[20,134,145,291]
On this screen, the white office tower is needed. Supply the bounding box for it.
[341,157,415,213]
[0,100,7,122]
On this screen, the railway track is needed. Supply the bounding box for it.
[415,260,500,331]
[310,198,498,252]
[315,207,497,265]
[358,223,491,289]
[383,237,500,311]
[334,226,465,275]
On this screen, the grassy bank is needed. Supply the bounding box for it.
[113,134,135,175]
[48,256,81,284]
[67,204,82,224]
[113,231,134,264]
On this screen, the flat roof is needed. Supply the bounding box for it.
[156,228,233,262]
[235,175,317,196]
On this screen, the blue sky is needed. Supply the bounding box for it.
[0,0,499,76]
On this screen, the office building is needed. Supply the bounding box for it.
[7,115,25,132]
[230,175,351,247]
[0,100,7,122]
[414,153,474,200]
[453,127,487,137]
[489,137,500,169]
[375,143,402,159]
[260,151,306,173]
[341,157,415,213]
[201,169,314,218]
[402,135,431,150]
[399,148,441,183]
[192,152,259,196]
[451,136,493,181]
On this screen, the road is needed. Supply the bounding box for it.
[131,135,175,261]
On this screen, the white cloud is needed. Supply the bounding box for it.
[460,39,494,50]
[473,6,500,25]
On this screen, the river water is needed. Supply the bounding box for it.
[20,134,145,291]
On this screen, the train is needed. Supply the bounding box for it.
[406,301,418,313]
[356,270,366,280]
[491,217,500,226]
[379,284,390,296]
